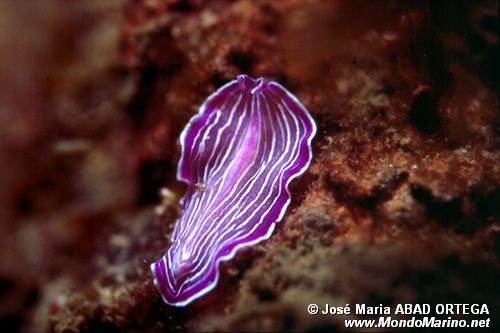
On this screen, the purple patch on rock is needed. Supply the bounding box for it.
[151,75,316,306]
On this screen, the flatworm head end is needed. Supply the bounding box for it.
[151,75,316,306]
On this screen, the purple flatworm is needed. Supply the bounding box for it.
[151,75,316,306]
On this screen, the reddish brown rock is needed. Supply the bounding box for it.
[0,0,498,332]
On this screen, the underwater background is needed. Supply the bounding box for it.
[0,0,498,331]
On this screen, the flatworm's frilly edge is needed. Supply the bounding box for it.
[151,75,316,306]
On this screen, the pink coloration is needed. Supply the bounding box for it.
[151,75,316,306]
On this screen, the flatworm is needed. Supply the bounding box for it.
[151,75,316,306]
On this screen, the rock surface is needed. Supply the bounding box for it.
[0,0,498,332]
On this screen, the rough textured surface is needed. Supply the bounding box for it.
[0,0,498,332]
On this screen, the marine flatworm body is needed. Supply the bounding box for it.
[151,75,316,306]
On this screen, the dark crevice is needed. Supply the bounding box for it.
[327,172,409,211]
[137,159,172,205]
[127,65,158,128]
[168,0,193,12]
[229,52,253,73]
[210,73,228,88]
[255,287,277,302]
[394,255,500,307]
[0,278,15,298]
[24,288,39,307]
[359,172,409,210]
[82,321,122,333]
[0,315,22,333]
[472,187,500,222]
[286,171,317,217]
[410,186,499,234]
[411,185,463,227]
[480,15,498,35]
[468,31,488,53]
[409,88,442,135]
[17,196,33,215]
[478,46,499,89]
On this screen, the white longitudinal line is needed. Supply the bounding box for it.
[177,92,246,237]
[181,89,296,281]
[178,93,267,265]
[186,91,279,251]
[185,94,251,239]
[177,82,239,183]
[152,76,316,306]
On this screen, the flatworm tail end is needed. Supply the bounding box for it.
[152,75,316,306]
